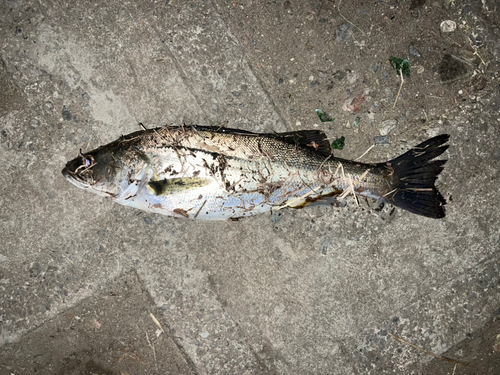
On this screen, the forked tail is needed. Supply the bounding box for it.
[383,135,449,218]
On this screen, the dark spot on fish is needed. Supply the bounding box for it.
[193,170,200,177]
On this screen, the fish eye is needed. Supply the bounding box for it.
[84,157,92,167]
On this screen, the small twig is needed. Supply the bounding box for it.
[145,331,157,369]
[149,313,164,333]
[194,200,207,219]
[216,121,228,132]
[452,364,457,375]
[338,0,365,35]
[354,145,375,161]
[348,173,359,206]
[393,68,404,109]
[388,333,469,366]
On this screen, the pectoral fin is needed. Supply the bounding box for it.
[148,177,212,196]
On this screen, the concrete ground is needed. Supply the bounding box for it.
[1,0,499,374]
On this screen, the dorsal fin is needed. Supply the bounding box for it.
[275,130,332,157]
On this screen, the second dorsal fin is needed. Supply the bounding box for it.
[275,130,332,157]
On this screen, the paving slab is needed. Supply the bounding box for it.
[1,0,500,374]
[0,272,196,374]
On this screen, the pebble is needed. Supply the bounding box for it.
[409,45,422,59]
[374,135,389,145]
[321,236,330,255]
[271,211,284,223]
[493,148,500,160]
[62,106,72,121]
[44,101,54,110]
[378,119,398,136]
[144,217,152,225]
[461,5,472,16]
[30,118,40,128]
[336,23,353,42]
[440,20,456,33]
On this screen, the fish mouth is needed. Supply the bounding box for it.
[61,163,116,198]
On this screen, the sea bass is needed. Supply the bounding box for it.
[62,125,449,220]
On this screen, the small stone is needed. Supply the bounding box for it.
[144,217,153,225]
[316,2,322,11]
[336,23,352,42]
[373,63,380,72]
[321,237,330,255]
[378,119,398,136]
[374,135,389,145]
[30,119,40,128]
[44,101,54,110]
[318,71,329,80]
[200,332,209,339]
[1,130,7,138]
[440,20,456,33]
[62,106,72,121]
[82,92,89,99]
[14,26,22,36]
[493,148,500,160]
[409,45,422,59]
[271,211,284,223]
[232,91,240,97]
[461,5,472,16]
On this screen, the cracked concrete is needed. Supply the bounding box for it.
[1,0,499,374]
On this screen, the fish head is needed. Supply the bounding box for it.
[62,143,151,200]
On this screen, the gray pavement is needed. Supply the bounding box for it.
[1,0,499,374]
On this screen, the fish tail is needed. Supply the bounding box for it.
[383,135,449,218]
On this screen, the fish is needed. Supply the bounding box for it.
[62,125,449,220]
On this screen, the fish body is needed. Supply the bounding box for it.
[62,126,449,220]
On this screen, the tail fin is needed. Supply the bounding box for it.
[383,135,449,218]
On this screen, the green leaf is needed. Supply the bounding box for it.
[331,136,345,150]
[353,117,361,127]
[316,109,335,122]
[389,56,410,77]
